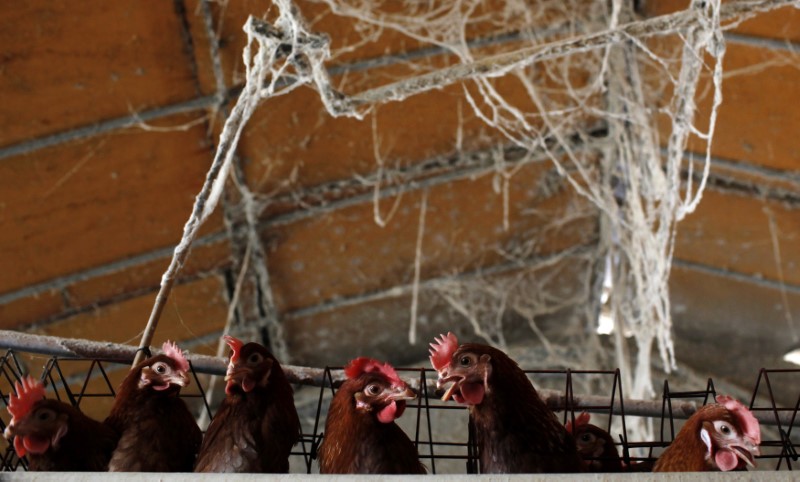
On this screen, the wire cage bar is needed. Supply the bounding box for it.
[0,351,26,471]
[749,369,800,470]
[0,349,798,473]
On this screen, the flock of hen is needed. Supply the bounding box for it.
[3,332,761,473]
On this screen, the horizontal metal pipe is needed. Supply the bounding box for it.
[0,330,795,428]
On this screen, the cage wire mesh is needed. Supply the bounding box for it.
[0,350,798,472]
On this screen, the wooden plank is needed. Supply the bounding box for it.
[652,40,800,172]
[235,67,596,197]
[0,239,230,330]
[674,188,800,285]
[198,0,597,90]
[670,263,800,386]
[237,83,478,194]
[0,113,222,294]
[32,276,228,351]
[693,156,800,198]
[643,0,800,42]
[0,0,205,146]
[0,291,62,330]
[695,43,800,171]
[285,252,594,367]
[182,1,599,199]
[263,161,598,313]
[65,240,230,310]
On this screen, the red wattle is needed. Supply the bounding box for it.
[715,449,738,471]
[241,378,255,393]
[225,379,236,395]
[14,436,26,457]
[377,401,398,423]
[460,382,486,405]
[22,435,50,455]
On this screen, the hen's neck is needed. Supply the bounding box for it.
[327,392,384,439]
[471,370,553,431]
[323,392,393,468]
[656,423,711,471]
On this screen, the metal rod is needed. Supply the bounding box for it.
[1,330,796,426]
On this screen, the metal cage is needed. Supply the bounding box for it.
[0,349,798,473]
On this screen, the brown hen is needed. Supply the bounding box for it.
[430,332,583,473]
[4,376,118,471]
[194,336,300,472]
[105,341,202,472]
[565,411,623,472]
[653,395,760,472]
[317,357,425,474]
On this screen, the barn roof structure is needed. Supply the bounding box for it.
[0,0,799,473]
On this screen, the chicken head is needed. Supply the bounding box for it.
[4,376,69,457]
[430,332,491,405]
[223,335,275,395]
[137,340,190,391]
[699,395,761,471]
[344,357,415,424]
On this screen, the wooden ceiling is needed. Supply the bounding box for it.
[0,0,799,400]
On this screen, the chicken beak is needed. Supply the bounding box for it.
[387,386,416,402]
[731,438,760,468]
[437,374,462,402]
[224,366,250,383]
[172,371,190,388]
[223,365,241,395]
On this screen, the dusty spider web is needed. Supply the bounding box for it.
[157,0,796,440]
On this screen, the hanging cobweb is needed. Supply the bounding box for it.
[170,0,795,443]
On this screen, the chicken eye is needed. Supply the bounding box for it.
[37,409,54,421]
[580,433,594,443]
[460,356,471,366]
[712,420,737,438]
[248,352,263,364]
[365,384,381,396]
[153,362,167,374]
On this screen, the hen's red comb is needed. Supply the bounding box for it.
[162,340,190,373]
[429,332,458,372]
[223,335,244,363]
[716,395,761,444]
[565,411,591,434]
[7,376,46,425]
[345,357,405,388]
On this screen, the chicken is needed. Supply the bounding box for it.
[105,340,202,471]
[565,412,623,472]
[317,357,425,474]
[429,332,583,473]
[653,395,760,472]
[3,376,118,471]
[194,336,300,472]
